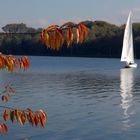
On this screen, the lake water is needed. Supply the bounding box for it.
[0,56,140,140]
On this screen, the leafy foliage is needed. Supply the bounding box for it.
[40,22,89,50]
[0,84,47,134]
[3,109,47,128]
[2,23,36,33]
[0,53,30,72]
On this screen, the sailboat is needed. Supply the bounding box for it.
[121,12,137,68]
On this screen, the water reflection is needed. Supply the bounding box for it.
[120,68,135,129]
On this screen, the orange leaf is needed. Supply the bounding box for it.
[40,116,45,128]
[18,59,22,70]
[78,23,89,43]
[76,29,80,44]
[3,110,8,121]
[21,56,30,71]
[67,28,73,48]
[56,28,63,37]
[15,109,21,122]
[0,54,5,69]
[46,25,59,31]
[38,109,47,122]
[54,30,62,50]
[34,115,39,127]
[43,31,50,47]
[28,111,35,126]
[2,123,8,134]
[0,123,8,134]
[49,32,55,49]
[60,22,75,29]
[20,111,26,126]
[18,111,25,126]
[10,110,15,123]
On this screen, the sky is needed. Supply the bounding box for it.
[0,0,140,30]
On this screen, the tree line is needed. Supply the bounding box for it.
[0,21,140,58]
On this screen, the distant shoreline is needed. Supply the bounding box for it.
[0,20,140,59]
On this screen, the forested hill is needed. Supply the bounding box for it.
[0,21,140,58]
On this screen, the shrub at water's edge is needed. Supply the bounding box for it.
[1,21,140,58]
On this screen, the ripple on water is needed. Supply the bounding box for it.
[1,57,140,140]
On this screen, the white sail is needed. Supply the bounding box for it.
[121,12,134,64]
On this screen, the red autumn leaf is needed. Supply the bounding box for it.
[0,123,8,134]
[54,30,62,50]
[56,28,63,37]
[43,31,50,47]
[21,56,30,71]
[38,109,47,122]
[0,53,5,68]
[10,110,15,123]
[18,111,25,126]
[18,58,24,70]
[28,111,35,126]
[37,110,47,128]
[3,110,8,121]
[66,28,73,48]
[3,123,8,134]
[49,32,55,49]
[34,115,39,127]
[56,28,64,47]
[40,116,45,128]
[20,111,26,126]
[60,22,75,29]
[3,123,8,133]
[78,23,89,43]
[15,109,20,122]
[46,25,59,31]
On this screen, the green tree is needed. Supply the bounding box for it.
[2,23,36,33]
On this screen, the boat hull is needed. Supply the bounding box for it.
[125,63,137,68]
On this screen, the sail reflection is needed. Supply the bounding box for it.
[120,68,134,129]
